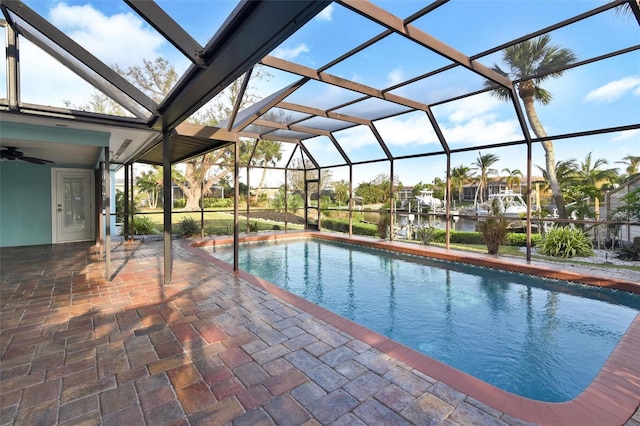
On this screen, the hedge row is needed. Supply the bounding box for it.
[321,218,542,246]
[321,218,378,237]
[421,229,542,246]
[173,198,233,209]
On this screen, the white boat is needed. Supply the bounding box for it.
[477,189,528,218]
[415,189,443,210]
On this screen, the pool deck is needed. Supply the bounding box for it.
[1,231,639,425]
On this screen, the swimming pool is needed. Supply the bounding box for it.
[209,237,640,402]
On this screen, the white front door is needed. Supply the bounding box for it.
[52,168,94,243]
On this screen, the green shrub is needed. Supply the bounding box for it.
[202,198,233,208]
[449,231,483,245]
[179,216,199,237]
[173,198,186,209]
[617,245,640,261]
[416,226,438,245]
[377,213,391,238]
[130,216,160,235]
[475,200,510,255]
[506,233,542,247]
[321,218,377,237]
[537,226,594,258]
[476,218,510,255]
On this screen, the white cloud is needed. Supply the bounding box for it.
[611,128,640,141]
[442,117,521,146]
[49,3,165,68]
[20,39,98,107]
[429,93,522,146]
[441,93,502,123]
[584,76,640,104]
[376,114,438,147]
[387,68,405,86]
[272,43,310,61]
[316,4,334,21]
[334,126,377,152]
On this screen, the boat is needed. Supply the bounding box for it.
[476,189,528,218]
[415,189,443,210]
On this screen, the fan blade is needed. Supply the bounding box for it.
[1,151,15,160]
[21,156,53,165]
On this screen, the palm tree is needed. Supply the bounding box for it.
[486,35,577,219]
[136,166,163,209]
[451,165,472,203]
[502,168,523,191]
[616,154,640,179]
[536,159,578,193]
[472,152,499,203]
[577,152,619,188]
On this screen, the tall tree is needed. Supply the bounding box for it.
[136,166,163,209]
[74,58,279,211]
[616,154,640,179]
[573,152,619,201]
[577,152,618,188]
[486,35,577,219]
[472,152,499,203]
[252,140,283,201]
[451,165,472,203]
[333,180,350,207]
[502,168,523,191]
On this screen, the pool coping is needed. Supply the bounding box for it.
[185,231,640,425]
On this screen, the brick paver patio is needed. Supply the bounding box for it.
[2,237,639,425]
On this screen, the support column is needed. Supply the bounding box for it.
[526,140,533,261]
[201,166,205,238]
[163,131,172,284]
[97,167,104,262]
[389,160,394,242]
[234,136,240,271]
[129,163,135,240]
[124,163,130,241]
[349,165,353,236]
[445,153,451,250]
[6,24,18,110]
[284,169,289,232]
[246,167,250,232]
[104,147,111,280]
[317,169,322,228]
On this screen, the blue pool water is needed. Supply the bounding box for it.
[210,238,640,402]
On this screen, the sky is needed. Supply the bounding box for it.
[2,0,639,188]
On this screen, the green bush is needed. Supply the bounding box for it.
[377,213,391,238]
[130,216,160,235]
[537,226,594,258]
[416,226,438,245]
[617,245,640,261]
[179,216,199,237]
[321,218,377,237]
[202,198,233,208]
[173,198,186,209]
[476,218,510,255]
[506,233,542,247]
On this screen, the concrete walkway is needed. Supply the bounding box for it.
[1,238,639,425]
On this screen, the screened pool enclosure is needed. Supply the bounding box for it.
[0,0,638,281]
